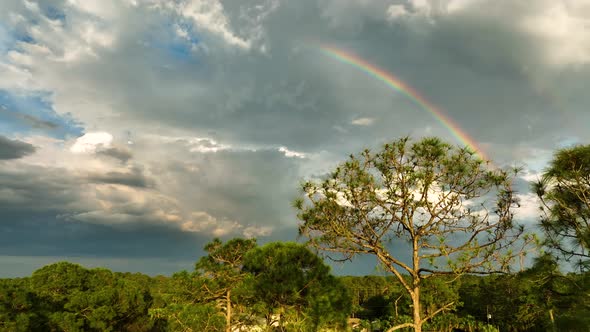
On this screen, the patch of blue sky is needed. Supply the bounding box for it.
[16,34,34,44]
[148,20,200,62]
[41,5,66,23]
[0,90,84,139]
[165,41,195,61]
[557,136,579,148]
[522,149,553,174]
[175,21,200,45]
[0,22,35,57]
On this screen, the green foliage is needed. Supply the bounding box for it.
[194,238,258,303]
[150,303,225,332]
[340,275,409,323]
[424,314,498,332]
[420,276,461,319]
[534,144,590,269]
[0,278,43,331]
[458,255,590,332]
[0,262,153,332]
[196,238,257,281]
[1,251,590,332]
[196,238,258,330]
[147,239,260,331]
[243,242,351,331]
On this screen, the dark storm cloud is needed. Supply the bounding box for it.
[0,165,83,214]
[96,146,133,163]
[0,163,170,229]
[0,212,210,260]
[0,135,36,159]
[87,167,152,188]
[0,163,213,260]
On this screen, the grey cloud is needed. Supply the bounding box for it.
[0,162,222,266]
[0,148,290,240]
[17,113,59,130]
[0,156,294,267]
[0,107,59,130]
[87,168,153,188]
[142,145,306,230]
[0,164,166,229]
[0,136,36,160]
[0,210,212,260]
[96,146,133,163]
[104,1,579,152]
[0,165,83,212]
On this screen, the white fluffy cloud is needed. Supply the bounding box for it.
[351,117,375,126]
[520,1,590,67]
[514,193,542,222]
[384,0,590,68]
[0,62,33,90]
[181,211,273,238]
[70,132,113,153]
[178,0,251,49]
[278,146,306,159]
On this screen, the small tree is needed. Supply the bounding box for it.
[533,145,590,270]
[195,238,257,332]
[295,137,527,332]
[243,242,351,331]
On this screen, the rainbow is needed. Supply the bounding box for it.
[317,44,488,161]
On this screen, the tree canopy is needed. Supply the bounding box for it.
[0,262,154,332]
[243,242,351,331]
[196,238,257,332]
[534,144,590,270]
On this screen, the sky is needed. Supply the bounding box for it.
[1,0,589,277]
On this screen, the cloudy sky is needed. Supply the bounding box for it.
[1,0,589,277]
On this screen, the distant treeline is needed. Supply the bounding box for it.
[1,241,588,331]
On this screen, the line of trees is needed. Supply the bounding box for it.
[0,241,351,332]
[1,136,590,331]
[1,250,589,331]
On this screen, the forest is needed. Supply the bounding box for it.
[1,248,589,331]
[1,137,590,332]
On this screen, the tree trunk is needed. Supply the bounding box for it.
[411,286,422,332]
[226,289,231,332]
[412,239,422,332]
